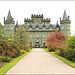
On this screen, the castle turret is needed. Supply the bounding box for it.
[60,10,71,36]
[56,20,60,31]
[4,10,15,40]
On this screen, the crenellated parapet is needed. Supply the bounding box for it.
[41,18,50,22]
[31,14,43,18]
[60,16,71,24]
[24,18,33,22]
[4,17,15,24]
[60,10,71,24]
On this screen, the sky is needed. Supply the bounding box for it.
[0,1,75,35]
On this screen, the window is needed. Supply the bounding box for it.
[36,34,39,37]
[29,28,32,30]
[43,34,45,37]
[36,28,39,30]
[43,28,45,30]
[50,28,52,30]
[57,28,59,30]
[43,41,46,45]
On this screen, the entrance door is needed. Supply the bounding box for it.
[35,41,40,48]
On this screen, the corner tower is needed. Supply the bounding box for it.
[4,10,15,40]
[60,10,71,36]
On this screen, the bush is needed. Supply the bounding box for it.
[46,31,66,51]
[0,39,21,58]
[64,36,75,61]
[21,50,26,54]
[47,42,55,52]
[24,45,30,52]
[43,45,47,48]
[1,56,11,62]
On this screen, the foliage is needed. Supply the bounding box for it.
[46,31,66,51]
[20,50,26,54]
[0,23,4,34]
[0,39,21,58]
[0,56,11,62]
[43,45,47,48]
[14,26,32,47]
[0,50,32,75]
[25,45,30,52]
[64,36,75,61]
[50,52,75,68]
[44,48,75,68]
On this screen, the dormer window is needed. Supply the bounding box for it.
[43,28,45,30]
[50,28,52,31]
[29,28,32,30]
[36,28,39,30]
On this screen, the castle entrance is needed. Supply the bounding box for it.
[35,40,40,48]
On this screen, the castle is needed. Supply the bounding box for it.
[4,10,71,48]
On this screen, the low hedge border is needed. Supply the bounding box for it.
[44,48,75,68]
[0,49,32,75]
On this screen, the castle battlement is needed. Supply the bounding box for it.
[42,18,50,22]
[24,18,33,22]
[31,14,43,18]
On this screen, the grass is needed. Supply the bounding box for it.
[0,49,32,75]
[44,48,75,68]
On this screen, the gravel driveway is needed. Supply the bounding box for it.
[6,48,75,74]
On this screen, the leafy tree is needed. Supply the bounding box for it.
[0,23,4,34]
[0,23,4,39]
[46,31,66,51]
[14,26,31,49]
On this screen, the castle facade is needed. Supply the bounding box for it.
[4,10,71,48]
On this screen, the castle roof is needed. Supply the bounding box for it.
[63,10,67,20]
[7,10,12,21]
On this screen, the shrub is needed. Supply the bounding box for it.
[24,45,30,52]
[43,45,47,48]
[8,40,21,57]
[1,56,11,62]
[0,39,21,58]
[46,31,66,51]
[21,50,26,54]
[65,36,75,61]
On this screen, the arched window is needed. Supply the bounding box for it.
[43,41,46,45]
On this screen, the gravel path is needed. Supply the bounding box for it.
[6,48,75,74]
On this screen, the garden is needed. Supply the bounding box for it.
[44,30,75,68]
[0,24,32,74]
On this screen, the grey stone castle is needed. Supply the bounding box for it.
[4,10,71,47]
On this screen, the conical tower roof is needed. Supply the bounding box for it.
[63,10,67,20]
[7,10,12,21]
[56,20,59,27]
[16,20,18,25]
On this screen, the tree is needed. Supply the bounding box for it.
[46,31,66,51]
[0,23,4,39]
[65,36,75,60]
[14,26,32,49]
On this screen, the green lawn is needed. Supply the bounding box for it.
[44,48,75,68]
[0,49,32,75]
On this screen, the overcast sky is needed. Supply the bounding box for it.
[0,1,75,35]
